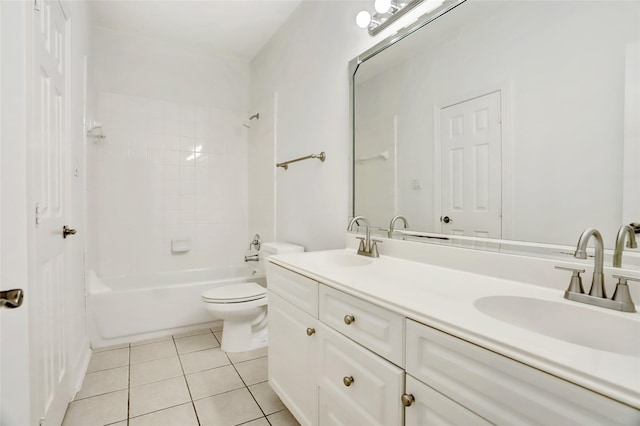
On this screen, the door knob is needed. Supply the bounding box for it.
[343,376,354,387]
[306,327,316,336]
[0,289,24,309]
[440,216,452,224]
[63,225,77,238]
[344,314,355,325]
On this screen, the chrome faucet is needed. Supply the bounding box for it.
[347,216,380,258]
[574,227,606,297]
[388,215,409,238]
[557,227,638,312]
[613,224,637,268]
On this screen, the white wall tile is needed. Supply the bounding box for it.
[90,92,249,277]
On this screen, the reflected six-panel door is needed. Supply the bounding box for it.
[440,91,502,238]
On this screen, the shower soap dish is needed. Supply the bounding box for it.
[171,239,190,253]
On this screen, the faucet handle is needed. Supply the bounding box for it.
[370,239,382,258]
[555,265,585,294]
[355,237,366,253]
[610,274,638,312]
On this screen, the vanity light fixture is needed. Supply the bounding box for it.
[356,0,444,36]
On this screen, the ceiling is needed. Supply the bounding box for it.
[91,0,305,61]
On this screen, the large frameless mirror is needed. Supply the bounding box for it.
[351,0,640,258]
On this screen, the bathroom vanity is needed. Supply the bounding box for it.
[266,237,640,425]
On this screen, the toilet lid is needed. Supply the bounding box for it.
[202,282,267,303]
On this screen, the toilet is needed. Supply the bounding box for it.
[202,242,304,352]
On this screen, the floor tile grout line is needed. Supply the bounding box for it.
[126,402,198,423]
[72,386,129,402]
[227,353,271,421]
[183,360,235,378]
[70,330,287,426]
[215,332,274,425]
[236,415,270,426]
[172,335,203,426]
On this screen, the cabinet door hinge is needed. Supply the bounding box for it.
[34,0,41,12]
[35,203,41,226]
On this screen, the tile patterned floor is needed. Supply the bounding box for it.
[63,329,300,426]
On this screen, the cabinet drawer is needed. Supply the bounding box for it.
[406,319,640,425]
[319,285,404,366]
[405,375,490,426]
[317,323,403,426]
[266,262,318,318]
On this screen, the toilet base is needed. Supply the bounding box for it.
[219,311,269,353]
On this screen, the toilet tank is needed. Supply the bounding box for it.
[261,242,304,257]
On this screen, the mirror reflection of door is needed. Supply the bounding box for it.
[440,91,502,238]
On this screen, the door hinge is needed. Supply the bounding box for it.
[34,0,40,12]
[35,203,41,226]
[38,417,45,426]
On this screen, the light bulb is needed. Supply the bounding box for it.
[355,10,372,28]
[374,0,392,14]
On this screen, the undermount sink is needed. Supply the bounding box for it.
[306,251,373,267]
[474,296,640,357]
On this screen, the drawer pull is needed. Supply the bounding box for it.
[343,376,354,387]
[401,393,415,407]
[344,314,355,325]
[306,327,316,336]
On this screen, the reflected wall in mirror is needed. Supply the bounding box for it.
[352,0,640,250]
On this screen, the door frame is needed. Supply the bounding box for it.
[432,81,513,239]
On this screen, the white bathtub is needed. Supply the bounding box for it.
[88,265,266,348]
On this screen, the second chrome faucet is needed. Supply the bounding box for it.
[347,216,381,258]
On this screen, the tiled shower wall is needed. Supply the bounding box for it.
[88,92,249,277]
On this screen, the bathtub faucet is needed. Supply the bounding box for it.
[249,234,262,251]
[244,254,259,262]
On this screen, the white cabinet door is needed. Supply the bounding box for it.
[318,387,361,426]
[317,322,403,426]
[405,375,490,426]
[406,319,640,425]
[268,291,318,426]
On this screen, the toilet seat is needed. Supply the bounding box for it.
[202,282,267,304]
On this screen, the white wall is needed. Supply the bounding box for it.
[248,95,277,243]
[89,28,251,277]
[250,0,390,251]
[92,27,249,111]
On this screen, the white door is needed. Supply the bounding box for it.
[440,91,502,238]
[1,1,32,424]
[31,0,74,424]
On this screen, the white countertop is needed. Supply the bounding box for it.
[269,248,640,410]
